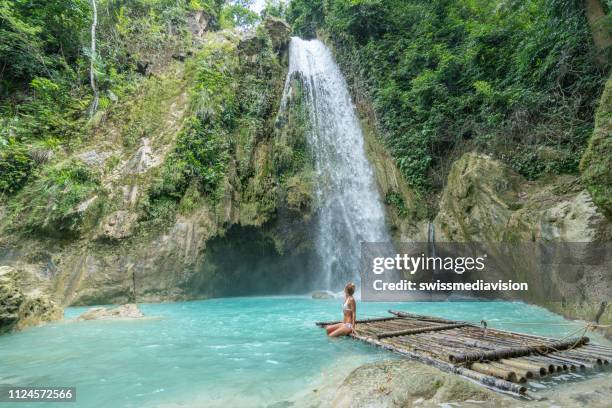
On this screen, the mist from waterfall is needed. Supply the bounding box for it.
[281,37,390,292]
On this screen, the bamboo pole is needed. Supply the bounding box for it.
[544,354,582,370]
[569,349,610,363]
[583,344,612,355]
[470,363,518,382]
[448,337,589,364]
[489,361,534,379]
[580,347,612,360]
[377,323,470,339]
[351,332,527,395]
[523,356,562,372]
[388,310,461,324]
[500,359,546,376]
[562,349,606,365]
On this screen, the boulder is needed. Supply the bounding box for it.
[0,266,24,333]
[0,266,62,334]
[332,360,499,408]
[77,303,144,320]
[431,152,611,324]
[16,294,63,331]
[312,290,334,299]
[435,152,611,242]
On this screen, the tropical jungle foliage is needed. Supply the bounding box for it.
[288,0,611,195]
[0,0,284,233]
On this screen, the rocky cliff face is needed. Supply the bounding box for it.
[0,20,315,310]
[429,152,611,326]
[0,14,609,337]
[350,60,611,328]
[0,266,62,333]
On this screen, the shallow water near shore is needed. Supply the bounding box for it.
[0,297,609,408]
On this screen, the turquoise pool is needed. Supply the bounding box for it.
[0,297,602,407]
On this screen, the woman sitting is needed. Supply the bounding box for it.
[326,283,356,337]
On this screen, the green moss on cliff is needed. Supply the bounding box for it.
[273,72,316,217]
[288,0,608,201]
[581,74,612,220]
[5,160,105,237]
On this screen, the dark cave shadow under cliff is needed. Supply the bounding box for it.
[187,225,319,297]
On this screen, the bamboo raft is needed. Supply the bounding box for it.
[316,310,612,396]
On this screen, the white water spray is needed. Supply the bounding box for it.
[282,37,390,291]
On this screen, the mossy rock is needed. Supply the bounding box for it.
[0,266,62,334]
[0,266,24,333]
[581,73,612,220]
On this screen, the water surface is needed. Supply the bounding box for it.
[0,297,605,407]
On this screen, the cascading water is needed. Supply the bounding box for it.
[282,37,390,291]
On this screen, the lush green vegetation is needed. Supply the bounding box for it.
[7,160,103,236]
[143,23,287,227]
[147,37,237,212]
[1,0,280,235]
[288,0,610,196]
[581,74,612,218]
[0,0,226,199]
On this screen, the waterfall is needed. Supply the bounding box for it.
[282,37,390,291]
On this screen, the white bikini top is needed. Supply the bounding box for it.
[343,299,352,312]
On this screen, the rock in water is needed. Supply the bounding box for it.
[0,266,24,333]
[0,266,62,334]
[312,291,334,299]
[332,360,499,408]
[77,304,144,320]
[16,295,63,331]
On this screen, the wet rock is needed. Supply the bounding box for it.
[0,266,62,334]
[0,266,24,333]
[16,294,63,331]
[332,360,499,408]
[312,291,334,299]
[77,303,143,320]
